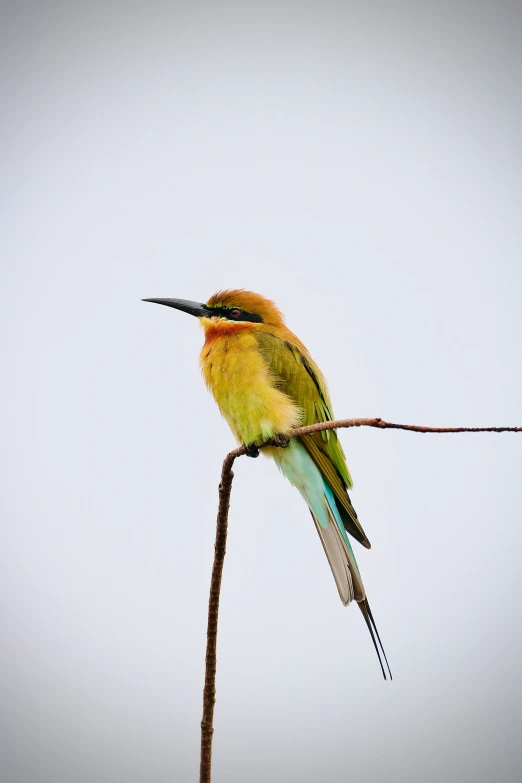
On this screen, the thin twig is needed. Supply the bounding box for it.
[199,418,521,782]
[284,417,522,439]
[200,447,243,783]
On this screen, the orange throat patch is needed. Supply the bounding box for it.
[201,317,256,345]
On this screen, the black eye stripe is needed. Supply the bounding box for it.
[207,306,263,323]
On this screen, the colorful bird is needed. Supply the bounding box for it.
[144,290,391,679]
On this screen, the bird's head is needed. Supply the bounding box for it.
[143,289,285,328]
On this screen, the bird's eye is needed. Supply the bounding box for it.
[229,308,242,319]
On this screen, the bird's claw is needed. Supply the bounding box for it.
[245,443,260,458]
[271,433,290,449]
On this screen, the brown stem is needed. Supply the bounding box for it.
[200,447,243,783]
[283,417,522,438]
[200,418,521,781]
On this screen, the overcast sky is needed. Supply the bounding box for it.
[2,2,522,782]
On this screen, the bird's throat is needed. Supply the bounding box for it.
[200,317,254,345]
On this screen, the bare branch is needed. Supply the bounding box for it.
[200,447,243,783]
[200,417,521,782]
[277,417,522,439]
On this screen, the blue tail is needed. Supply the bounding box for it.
[270,439,392,679]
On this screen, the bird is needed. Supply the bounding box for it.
[143,289,391,679]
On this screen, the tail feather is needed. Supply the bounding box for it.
[309,510,355,605]
[323,482,365,603]
[358,599,392,681]
[271,438,391,679]
[316,490,392,680]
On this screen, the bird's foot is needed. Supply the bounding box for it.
[271,433,290,449]
[244,443,260,458]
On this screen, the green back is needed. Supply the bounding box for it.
[254,330,369,547]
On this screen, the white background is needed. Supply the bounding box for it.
[3,3,522,781]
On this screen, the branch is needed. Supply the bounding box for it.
[200,448,243,783]
[199,417,521,782]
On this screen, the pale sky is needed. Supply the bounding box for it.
[2,3,522,782]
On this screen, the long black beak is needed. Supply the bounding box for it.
[142,298,211,318]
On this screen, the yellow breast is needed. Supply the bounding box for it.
[199,326,301,446]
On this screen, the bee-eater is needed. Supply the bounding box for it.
[144,290,390,678]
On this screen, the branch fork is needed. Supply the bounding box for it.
[199,418,521,782]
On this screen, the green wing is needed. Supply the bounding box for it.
[254,330,371,548]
